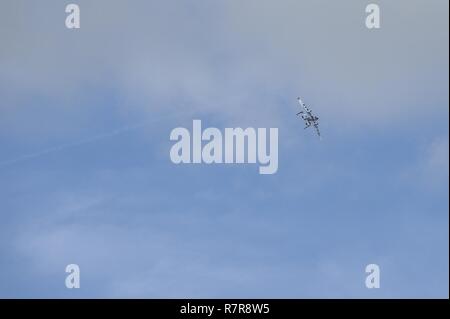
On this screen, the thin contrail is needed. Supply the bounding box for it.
[0,111,190,168]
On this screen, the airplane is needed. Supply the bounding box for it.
[296,97,321,139]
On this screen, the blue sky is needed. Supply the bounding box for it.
[0,0,448,298]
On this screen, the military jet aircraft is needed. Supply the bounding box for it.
[296,97,321,139]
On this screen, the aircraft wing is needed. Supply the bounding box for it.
[314,123,321,139]
[297,97,313,115]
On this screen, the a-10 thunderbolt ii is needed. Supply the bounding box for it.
[296,97,321,139]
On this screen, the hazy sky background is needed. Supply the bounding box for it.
[0,0,448,298]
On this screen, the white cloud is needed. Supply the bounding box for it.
[1,0,448,139]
